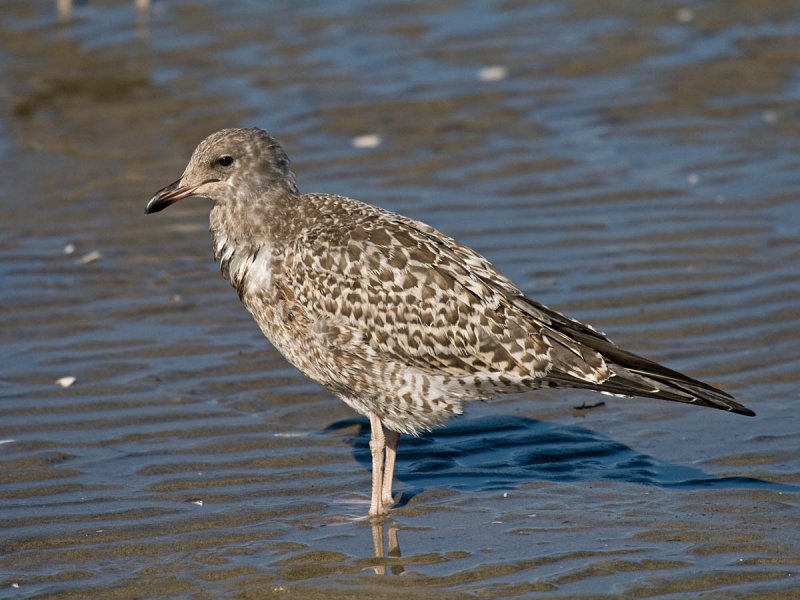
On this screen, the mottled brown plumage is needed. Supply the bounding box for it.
[145,127,754,516]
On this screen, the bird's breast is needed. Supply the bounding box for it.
[213,231,278,301]
[241,246,276,295]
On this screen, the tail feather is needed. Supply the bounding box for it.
[547,366,754,416]
[517,296,756,417]
[571,332,754,416]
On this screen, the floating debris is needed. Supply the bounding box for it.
[63,242,76,255]
[687,173,700,185]
[676,7,694,23]
[0,439,15,445]
[79,250,102,265]
[477,65,508,82]
[55,376,76,388]
[762,109,778,125]
[351,134,382,149]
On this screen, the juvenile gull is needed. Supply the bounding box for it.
[145,128,755,517]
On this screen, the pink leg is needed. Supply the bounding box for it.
[368,413,386,517]
[381,430,400,509]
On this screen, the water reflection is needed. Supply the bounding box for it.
[56,0,150,40]
[57,0,150,22]
[370,522,405,576]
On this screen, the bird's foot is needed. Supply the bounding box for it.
[368,505,391,519]
[381,492,397,511]
[367,493,398,520]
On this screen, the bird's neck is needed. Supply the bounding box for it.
[209,189,302,291]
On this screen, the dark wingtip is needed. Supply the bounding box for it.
[734,406,757,417]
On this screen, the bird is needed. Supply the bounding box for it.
[145,127,755,517]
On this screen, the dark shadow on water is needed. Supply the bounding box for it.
[323,415,796,505]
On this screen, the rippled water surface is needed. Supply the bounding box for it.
[2,1,800,598]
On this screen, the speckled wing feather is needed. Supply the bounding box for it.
[465,250,752,415]
[382,207,752,415]
[275,194,752,421]
[281,195,611,389]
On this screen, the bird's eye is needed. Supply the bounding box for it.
[218,155,234,167]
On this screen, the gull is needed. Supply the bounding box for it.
[145,128,754,517]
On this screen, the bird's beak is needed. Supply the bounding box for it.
[144,178,216,214]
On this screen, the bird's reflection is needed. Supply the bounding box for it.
[325,414,792,498]
[370,522,405,576]
[57,0,151,39]
[58,0,150,21]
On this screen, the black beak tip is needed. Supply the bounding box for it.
[144,179,182,215]
[143,178,214,215]
[144,198,163,215]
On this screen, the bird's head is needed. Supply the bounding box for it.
[145,127,297,214]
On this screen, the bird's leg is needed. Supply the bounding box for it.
[381,430,400,509]
[368,413,387,517]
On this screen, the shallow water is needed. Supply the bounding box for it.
[1,1,800,598]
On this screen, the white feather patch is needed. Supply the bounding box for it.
[246,246,275,292]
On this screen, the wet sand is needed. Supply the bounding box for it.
[1,1,799,598]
